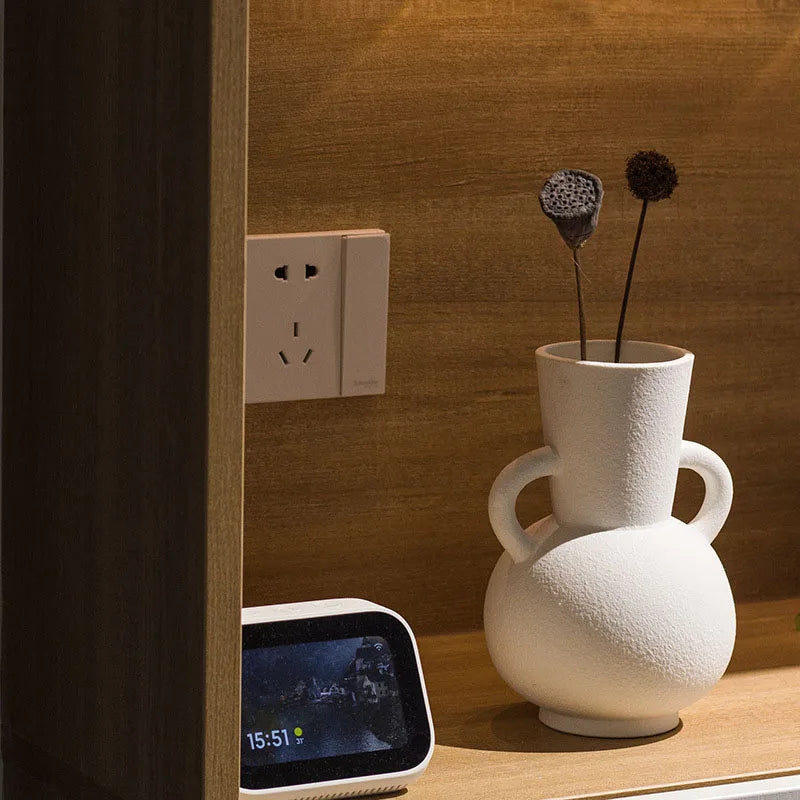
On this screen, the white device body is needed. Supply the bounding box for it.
[240,599,435,800]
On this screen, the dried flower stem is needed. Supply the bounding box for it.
[614,198,649,363]
[572,248,587,361]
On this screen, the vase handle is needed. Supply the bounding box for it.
[679,440,733,543]
[489,446,559,563]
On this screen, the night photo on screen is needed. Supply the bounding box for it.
[241,636,407,767]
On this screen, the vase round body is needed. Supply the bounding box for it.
[484,341,735,738]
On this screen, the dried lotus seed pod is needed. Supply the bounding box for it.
[539,169,604,249]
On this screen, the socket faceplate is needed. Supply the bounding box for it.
[245,230,390,403]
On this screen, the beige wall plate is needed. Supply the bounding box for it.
[245,230,390,403]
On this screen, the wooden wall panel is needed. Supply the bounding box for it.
[245,0,800,634]
[2,2,246,798]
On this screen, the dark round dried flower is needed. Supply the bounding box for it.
[625,150,678,202]
[539,169,603,249]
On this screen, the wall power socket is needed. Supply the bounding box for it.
[245,229,390,403]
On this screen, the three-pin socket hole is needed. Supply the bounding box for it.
[277,348,312,366]
[278,323,311,366]
[305,264,318,279]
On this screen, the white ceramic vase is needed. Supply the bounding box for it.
[484,340,735,738]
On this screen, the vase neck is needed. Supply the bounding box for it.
[536,345,693,530]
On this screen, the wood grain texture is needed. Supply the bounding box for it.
[727,597,800,673]
[413,599,800,800]
[2,2,246,799]
[205,1,248,798]
[244,0,800,634]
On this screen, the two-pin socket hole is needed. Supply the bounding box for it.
[274,264,318,281]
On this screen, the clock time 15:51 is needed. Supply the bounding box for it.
[247,728,304,751]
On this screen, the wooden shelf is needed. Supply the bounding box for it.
[414,599,800,800]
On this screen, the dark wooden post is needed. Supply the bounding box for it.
[2,2,247,798]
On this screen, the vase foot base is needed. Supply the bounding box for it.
[538,708,680,738]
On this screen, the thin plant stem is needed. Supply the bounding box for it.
[615,198,649,363]
[572,248,587,361]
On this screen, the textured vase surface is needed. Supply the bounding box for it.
[484,340,736,738]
